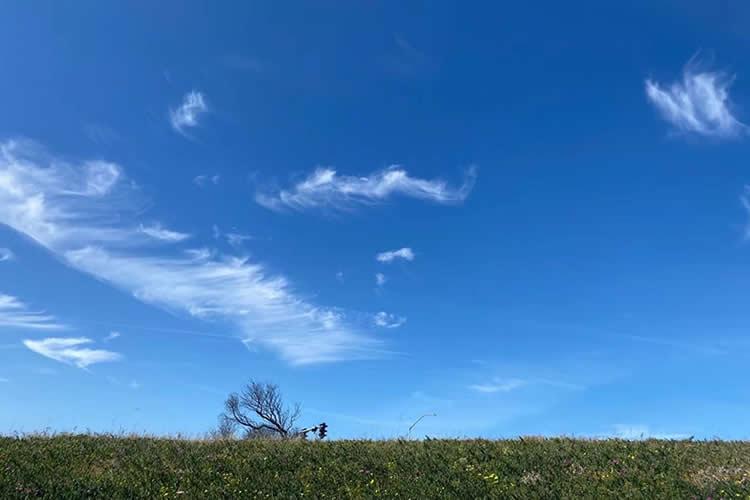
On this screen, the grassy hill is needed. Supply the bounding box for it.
[2,434,749,498]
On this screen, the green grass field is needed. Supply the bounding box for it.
[2,435,750,498]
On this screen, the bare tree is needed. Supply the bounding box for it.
[206,414,237,440]
[210,414,237,439]
[220,380,301,439]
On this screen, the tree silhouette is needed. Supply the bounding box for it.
[220,380,301,438]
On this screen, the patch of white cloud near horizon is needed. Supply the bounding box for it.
[0,248,13,261]
[23,337,120,369]
[610,424,688,441]
[0,139,381,365]
[255,165,477,212]
[169,91,208,136]
[645,62,747,137]
[139,223,191,242]
[374,311,406,329]
[0,294,65,330]
[376,247,414,263]
[375,272,387,287]
[469,378,527,393]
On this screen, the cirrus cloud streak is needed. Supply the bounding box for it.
[256,165,477,213]
[646,60,747,138]
[23,337,120,369]
[0,139,381,365]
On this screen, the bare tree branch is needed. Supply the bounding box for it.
[220,380,301,439]
[212,414,237,439]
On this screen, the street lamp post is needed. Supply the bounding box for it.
[408,413,437,439]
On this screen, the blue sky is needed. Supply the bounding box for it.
[3,1,750,440]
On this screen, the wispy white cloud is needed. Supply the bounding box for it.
[103,331,120,342]
[184,248,214,261]
[336,271,344,282]
[469,378,527,393]
[65,248,380,364]
[170,91,208,136]
[193,174,220,187]
[0,294,64,330]
[211,224,254,249]
[0,139,381,365]
[23,337,120,369]
[84,123,122,145]
[0,377,8,383]
[256,165,477,213]
[374,311,406,329]
[225,232,253,249]
[645,60,747,138]
[106,375,140,389]
[0,248,12,261]
[610,424,689,441]
[376,247,414,263]
[139,223,191,242]
[469,374,584,394]
[375,272,387,287]
[0,139,132,249]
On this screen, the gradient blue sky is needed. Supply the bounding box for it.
[3,1,750,440]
